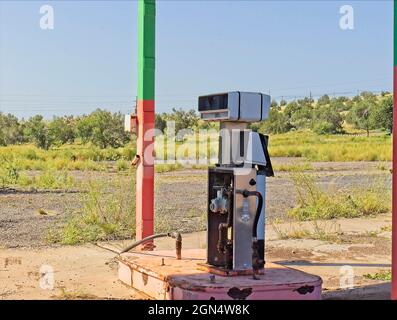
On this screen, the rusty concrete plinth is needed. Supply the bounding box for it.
[118,249,322,300]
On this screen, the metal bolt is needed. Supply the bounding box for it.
[209,275,216,283]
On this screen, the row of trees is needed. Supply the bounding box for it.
[0,92,393,149]
[0,110,129,149]
[253,92,393,136]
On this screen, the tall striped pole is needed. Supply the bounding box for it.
[392,0,397,300]
[136,0,155,244]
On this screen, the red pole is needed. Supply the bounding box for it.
[392,0,397,300]
[135,0,155,245]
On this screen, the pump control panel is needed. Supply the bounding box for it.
[198,91,270,122]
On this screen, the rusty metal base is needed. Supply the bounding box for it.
[118,249,322,300]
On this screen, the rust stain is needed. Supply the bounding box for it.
[142,272,149,286]
[3,257,22,268]
[227,287,253,300]
[294,285,315,295]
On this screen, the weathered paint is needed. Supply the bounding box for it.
[136,0,156,241]
[393,0,397,300]
[118,249,322,300]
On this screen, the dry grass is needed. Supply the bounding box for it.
[269,131,391,161]
[288,172,390,221]
[47,173,136,245]
[271,219,343,243]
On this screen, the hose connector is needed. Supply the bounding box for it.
[169,232,182,260]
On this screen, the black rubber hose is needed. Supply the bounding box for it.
[120,232,182,255]
[250,191,263,239]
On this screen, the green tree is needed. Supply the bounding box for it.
[260,107,292,134]
[313,105,343,134]
[297,97,314,107]
[283,101,313,130]
[329,98,349,112]
[48,116,76,146]
[75,115,94,144]
[165,108,199,133]
[372,95,393,133]
[317,95,330,106]
[360,91,377,103]
[346,100,376,137]
[75,109,129,148]
[23,115,53,149]
[155,114,167,132]
[0,113,25,146]
[284,101,299,118]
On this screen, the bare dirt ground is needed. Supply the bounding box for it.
[0,159,393,299]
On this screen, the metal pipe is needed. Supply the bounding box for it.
[217,190,233,254]
[120,232,182,258]
[120,233,168,253]
[172,232,182,260]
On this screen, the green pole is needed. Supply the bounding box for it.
[138,0,155,101]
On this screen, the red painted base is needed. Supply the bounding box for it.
[118,249,322,300]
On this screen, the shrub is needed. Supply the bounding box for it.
[0,160,20,187]
[116,160,129,172]
[53,174,136,244]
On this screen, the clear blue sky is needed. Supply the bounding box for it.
[0,0,393,119]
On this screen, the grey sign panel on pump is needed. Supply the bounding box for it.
[198,91,271,122]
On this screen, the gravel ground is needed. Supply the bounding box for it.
[0,191,81,248]
[0,159,392,248]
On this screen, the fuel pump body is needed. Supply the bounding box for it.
[198,91,273,273]
[207,167,258,270]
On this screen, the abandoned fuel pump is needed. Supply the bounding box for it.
[198,92,274,275]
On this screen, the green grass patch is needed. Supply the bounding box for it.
[269,131,391,161]
[288,172,390,221]
[364,270,392,281]
[49,173,136,245]
[23,170,75,189]
[0,144,136,172]
[271,219,343,242]
[273,162,313,172]
[0,160,75,190]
